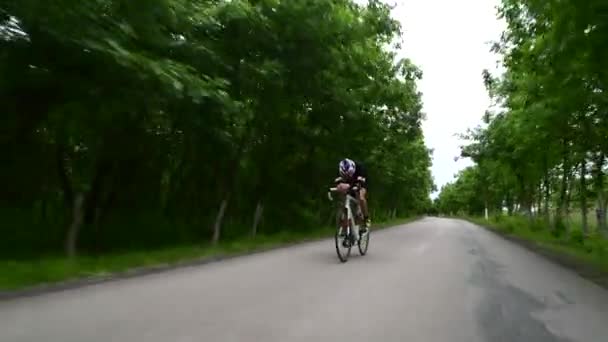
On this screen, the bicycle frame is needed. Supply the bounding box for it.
[328,186,362,237]
[328,184,369,262]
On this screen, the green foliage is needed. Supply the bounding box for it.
[1,0,434,257]
[436,0,608,239]
[435,167,486,216]
[569,229,585,246]
[471,215,608,274]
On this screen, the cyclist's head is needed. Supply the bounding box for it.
[339,158,356,178]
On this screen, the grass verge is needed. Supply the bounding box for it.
[465,215,608,288]
[0,217,418,293]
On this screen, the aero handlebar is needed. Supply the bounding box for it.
[327,185,360,201]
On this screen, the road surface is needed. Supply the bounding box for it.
[1,217,608,342]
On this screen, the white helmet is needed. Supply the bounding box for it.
[339,158,356,178]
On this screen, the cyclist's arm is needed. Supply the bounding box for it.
[332,177,358,196]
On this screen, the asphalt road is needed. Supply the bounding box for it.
[1,217,608,342]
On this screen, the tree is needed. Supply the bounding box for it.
[1,0,435,257]
[436,0,608,237]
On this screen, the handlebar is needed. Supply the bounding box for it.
[327,185,360,201]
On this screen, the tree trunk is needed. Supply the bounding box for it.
[580,160,588,235]
[506,193,514,216]
[56,144,74,213]
[593,153,607,235]
[523,186,533,221]
[564,173,574,230]
[600,199,608,237]
[212,195,230,245]
[560,163,573,230]
[516,174,533,220]
[92,206,103,254]
[484,204,489,221]
[209,117,251,244]
[65,193,85,258]
[556,140,570,227]
[84,159,110,225]
[543,173,551,225]
[536,182,542,218]
[37,199,47,223]
[252,201,264,237]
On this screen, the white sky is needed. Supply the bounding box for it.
[388,0,506,198]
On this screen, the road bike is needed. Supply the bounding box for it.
[327,185,370,262]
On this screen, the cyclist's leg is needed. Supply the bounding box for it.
[359,187,371,230]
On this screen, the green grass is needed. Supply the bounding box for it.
[0,217,418,291]
[468,215,608,274]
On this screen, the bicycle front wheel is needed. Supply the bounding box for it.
[335,228,352,262]
[334,213,351,262]
[358,227,370,255]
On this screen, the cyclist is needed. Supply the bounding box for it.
[334,158,371,232]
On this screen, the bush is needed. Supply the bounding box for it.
[568,229,585,246]
[551,220,567,238]
[528,219,545,232]
[582,234,608,256]
[498,218,517,233]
